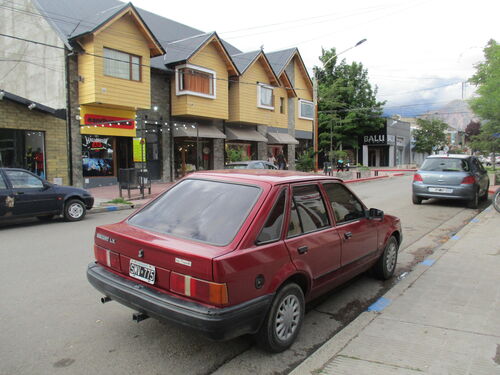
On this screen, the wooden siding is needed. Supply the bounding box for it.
[228,56,287,128]
[171,41,229,119]
[77,13,151,109]
[293,57,313,132]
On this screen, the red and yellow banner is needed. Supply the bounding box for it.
[80,105,136,137]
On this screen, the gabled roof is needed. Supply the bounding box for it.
[266,48,297,76]
[267,47,313,93]
[231,50,261,74]
[164,32,239,76]
[231,50,279,85]
[34,0,241,69]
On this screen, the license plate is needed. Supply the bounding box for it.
[129,259,155,284]
[429,187,453,193]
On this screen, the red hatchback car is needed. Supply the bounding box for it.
[87,170,402,352]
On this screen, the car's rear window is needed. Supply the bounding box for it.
[420,158,470,172]
[128,179,261,246]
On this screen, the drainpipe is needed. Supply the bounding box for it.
[64,48,73,185]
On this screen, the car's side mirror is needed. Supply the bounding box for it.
[42,182,51,190]
[368,208,384,220]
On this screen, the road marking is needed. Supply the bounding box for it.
[367,297,391,312]
[421,259,435,266]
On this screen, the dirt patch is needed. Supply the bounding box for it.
[409,246,434,264]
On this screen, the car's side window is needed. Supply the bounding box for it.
[287,185,330,238]
[5,171,43,189]
[256,189,286,244]
[0,174,7,189]
[324,183,365,224]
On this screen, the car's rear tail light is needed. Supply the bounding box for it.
[94,244,121,272]
[170,272,228,306]
[413,173,423,182]
[461,176,476,184]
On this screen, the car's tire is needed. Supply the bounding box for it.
[412,194,422,205]
[479,183,489,201]
[64,199,86,221]
[372,236,399,280]
[467,189,479,209]
[255,283,305,353]
[37,215,54,221]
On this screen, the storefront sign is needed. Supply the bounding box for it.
[133,138,147,162]
[79,105,136,137]
[83,114,135,130]
[363,134,386,144]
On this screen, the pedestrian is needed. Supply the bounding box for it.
[345,160,350,171]
[277,150,287,170]
[267,152,276,166]
[336,158,344,172]
[324,161,332,176]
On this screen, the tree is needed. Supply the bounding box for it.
[465,120,481,142]
[413,118,448,154]
[315,48,385,162]
[468,39,500,167]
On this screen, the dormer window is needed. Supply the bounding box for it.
[176,64,216,99]
[257,83,274,110]
[103,48,141,81]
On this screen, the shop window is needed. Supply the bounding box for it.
[176,64,215,99]
[0,129,45,177]
[103,48,141,81]
[82,136,114,177]
[258,83,274,110]
[299,99,314,120]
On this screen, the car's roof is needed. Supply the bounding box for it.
[426,154,471,159]
[191,169,342,185]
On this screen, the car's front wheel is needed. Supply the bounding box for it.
[64,199,86,221]
[372,236,399,280]
[256,283,304,353]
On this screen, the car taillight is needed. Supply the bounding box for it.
[170,272,228,306]
[413,173,423,182]
[94,244,121,272]
[461,176,476,184]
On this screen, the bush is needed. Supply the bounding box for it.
[296,149,315,172]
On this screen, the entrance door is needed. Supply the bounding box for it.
[146,125,161,180]
[116,137,133,171]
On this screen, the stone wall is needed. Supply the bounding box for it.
[0,99,69,185]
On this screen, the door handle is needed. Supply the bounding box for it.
[297,246,308,255]
[344,232,353,240]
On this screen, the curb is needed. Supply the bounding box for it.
[290,207,489,375]
[344,175,388,184]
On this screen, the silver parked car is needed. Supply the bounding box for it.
[225,160,277,170]
[412,154,489,209]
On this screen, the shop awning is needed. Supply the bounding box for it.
[267,132,299,145]
[173,124,226,139]
[226,127,267,142]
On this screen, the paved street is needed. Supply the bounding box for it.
[0,175,489,375]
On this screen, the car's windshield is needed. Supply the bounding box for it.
[128,179,261,246]
[420,158,470,172]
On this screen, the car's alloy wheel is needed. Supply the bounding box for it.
[256,283,304,353]
[64,199,86,221]
[373,236,399,280]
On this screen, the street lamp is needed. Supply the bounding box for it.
[313,38,367,170]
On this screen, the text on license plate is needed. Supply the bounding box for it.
[429,187,453,193]
[129,259,155,284]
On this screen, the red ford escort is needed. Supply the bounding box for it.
[87,170,402,352]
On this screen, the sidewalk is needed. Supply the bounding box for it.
[291,206,500,375]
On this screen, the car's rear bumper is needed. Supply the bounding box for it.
[412,183,476,200]
[86,263,273,341]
